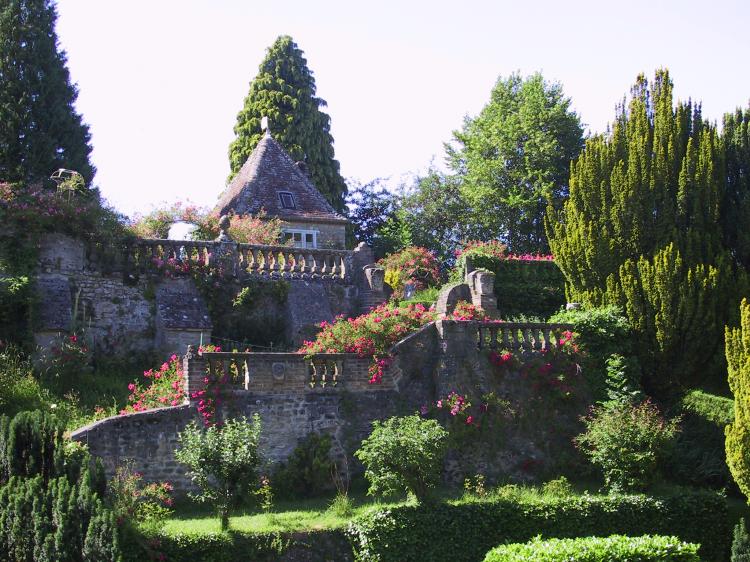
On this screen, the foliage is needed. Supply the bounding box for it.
[398,168,470,264]
[0,0,95,184]
[347,490,729,562]
[299,302,435,383]
[0,181,129,276]
[727,298,750,502]
[0,275,31,346]
[130,528,348,562]
[355,414,448,504]
[723,107,750,271]
[547,70,748,395]
[483,534,701,562]
[452,240,565,318]
[488,329,583,402]
[668,390,734,489]
[175,415,263,531]
[37,333,93,394]
[379,246,441,299]
[346,178,401,258]
[0,410,117,561]
[273,432,335,499]
[550,305,639,402]
[448,300,488,321]
[398,286,440,308]
[448,72,584,254]
[575,400,680,492]
[228,35,347,212]
[120,353,184,414]
[0,343,46,417]
[733,518,750,562]
[603,353,644,404]
[107,462,174,526]
[128,201,283,244]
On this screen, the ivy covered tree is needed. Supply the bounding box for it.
[228,35,347,212]
[727,299,750,503]
[0,0,95,184]
[448,72,584,253]
[547,70,747,394]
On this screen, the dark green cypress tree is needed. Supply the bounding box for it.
[228,35,347,212]
[0,0,95,185]
[733,518,750,561]
[723,107,750,270]
[547,70,747,394]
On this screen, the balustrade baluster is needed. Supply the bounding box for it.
[502,327,512,349]
[309,253,318,274]
[320,254,329,275]
[333,360,343,386]
[489,326,499,350]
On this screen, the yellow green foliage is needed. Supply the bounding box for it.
[727,299,750,501]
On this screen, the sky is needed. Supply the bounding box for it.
[54,0,750,218]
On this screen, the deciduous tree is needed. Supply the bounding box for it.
[448,72,583,253]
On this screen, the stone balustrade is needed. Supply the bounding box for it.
[475,322,574,352]
[237,243,351,279]
[185,350,390,395]
[126,238,352,280]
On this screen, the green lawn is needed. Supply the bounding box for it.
[161,493,407,535]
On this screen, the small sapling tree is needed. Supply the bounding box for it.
[175,415,262,530]
[355,414,448,504]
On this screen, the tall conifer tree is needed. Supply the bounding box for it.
[723,107,750,270]
[547,70,747,393]
[0,0,94,184]
[726,299,750,504]
[228,35,347,212]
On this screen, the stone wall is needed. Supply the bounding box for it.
[33,233,384,357]
[71,318,591,492]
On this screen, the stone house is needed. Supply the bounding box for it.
[215,131,348,249]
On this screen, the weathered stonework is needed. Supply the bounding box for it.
[33,233,384,357]
[72,317,587,493]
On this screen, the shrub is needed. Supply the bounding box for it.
[37,333,93,394]
[379,246,441,299]
[299,302,436,383]
[175,415,263,530]
[483,535,701,562]
[0,410,118,561]
[575,400,680,492]
[273,432,335,499]
[549,305,638,401]
[732,518,750,562]
[0,343,45,417]
[120,353,185,414]
[727,298,750,502]
[355,414,448,504]
[0,275,31,346]
[669,390,734,488]
[107,462,174,526]
[347,490,729,562]
[452,240,563,318]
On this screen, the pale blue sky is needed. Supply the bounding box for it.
[54,0,750,217]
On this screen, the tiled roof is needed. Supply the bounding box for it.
[215,134,348,224]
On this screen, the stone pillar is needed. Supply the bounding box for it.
[467,269,499,319]
[210,215,239,277]
[435,283,472,318]
[183,345,206,404]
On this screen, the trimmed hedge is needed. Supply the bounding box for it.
[347,491,729,562]
[483,535,701,562]
[128,529,353,562]
[669,390,735,488]
[464,256,566,319]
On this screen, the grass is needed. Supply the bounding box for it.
[161,493,406,535]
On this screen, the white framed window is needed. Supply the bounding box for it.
[282,228,317,249]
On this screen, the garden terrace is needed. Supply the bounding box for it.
[126,238,353,280]
[188,350,397,394]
